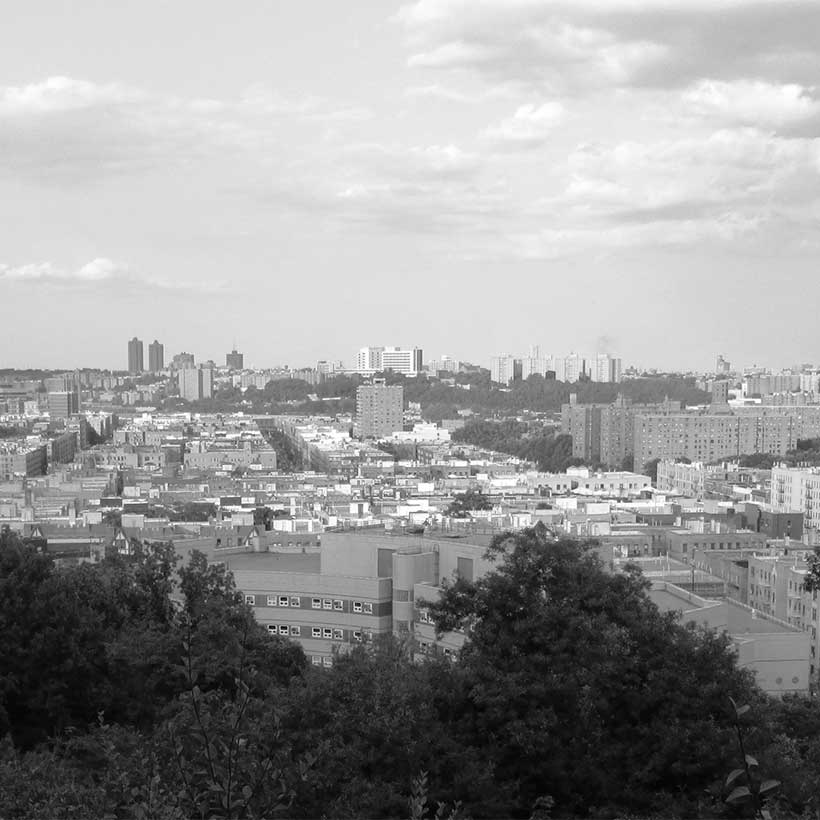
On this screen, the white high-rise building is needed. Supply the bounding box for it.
[356,347,385,374]
[491,355,516,385]
[593,354,623,383]
[563,353,585,383]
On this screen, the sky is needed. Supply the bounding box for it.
[1,0,819,373]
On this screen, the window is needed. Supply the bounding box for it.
[266,595,277,607]
[322,598,332,610]
[266,624,277,633]
[363,602,373,614]
[322,628,333,639]
[290,596,300,607]
[274,624,286,635]
[312,598,321,609]
[245,594,256,606]
[333,599,343,611]
[353,601,363,613]
[290,625,301,637]
[311,627,322,638]
[322,656,333,668]
[332,628,343,640]
[311,656,322,666]
[278,596,289,607]
[352,630,362,642]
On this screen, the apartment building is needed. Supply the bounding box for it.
[356,381,404,439]
[633,413,796,473]
[148,340,165,373]
[770,465,820,533]
[127,337,144,373]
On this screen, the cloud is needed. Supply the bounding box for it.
[0,76,369,183]
[0,257,226,292]
[397,0,820,93]
[681,80,820,129]
[482,102,565,148]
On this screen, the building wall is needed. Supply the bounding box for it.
[356,383,404,439]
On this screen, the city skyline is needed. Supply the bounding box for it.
[2,1,820,371]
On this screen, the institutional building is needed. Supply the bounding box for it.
[355,346,423,376]
[226,349,244,370]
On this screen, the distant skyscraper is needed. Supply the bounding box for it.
[356,380,404,438]
[226,349,244,370]
[148,340,164,373]
[172,352,196,369]
[127,337,144,373]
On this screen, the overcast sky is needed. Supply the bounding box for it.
[1,0,819,372]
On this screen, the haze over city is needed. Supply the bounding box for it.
[2,0,820,371]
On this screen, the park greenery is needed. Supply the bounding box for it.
[3,523,820,818]
[166,372,710,421]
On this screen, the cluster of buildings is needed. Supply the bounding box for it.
[8,348,820,698]
[562,384,820,471]
[491,348,623,385]
[5,382,820,696]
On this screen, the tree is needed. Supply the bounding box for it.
[425,527,762,818]
[445,490,493,518]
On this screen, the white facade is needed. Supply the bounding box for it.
[356,346,421,376]
[491,355,516,385]
[770,466,820,533]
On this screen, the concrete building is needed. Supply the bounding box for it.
[226,349,244,370]
[490,354,516,386]
[127,337,144,374]
[148,340,164,373]
[356,381,404,439]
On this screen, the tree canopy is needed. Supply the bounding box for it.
[1,523,819,819]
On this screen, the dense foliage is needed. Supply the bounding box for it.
[452,422,583,472]
[163,373,709,420]
[735,437,820,470]
[2,523,818,819]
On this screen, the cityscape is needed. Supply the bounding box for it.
[4,0,820,817]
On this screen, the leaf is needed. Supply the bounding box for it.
[759,779,781,795]
[726,786,752,804]
[736,704,750,717]
[725,768,746,787]
[745,754,759,768]
[242,785,253,800]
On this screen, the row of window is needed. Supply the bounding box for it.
[265,623,373,642]
[245,594,374,614]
